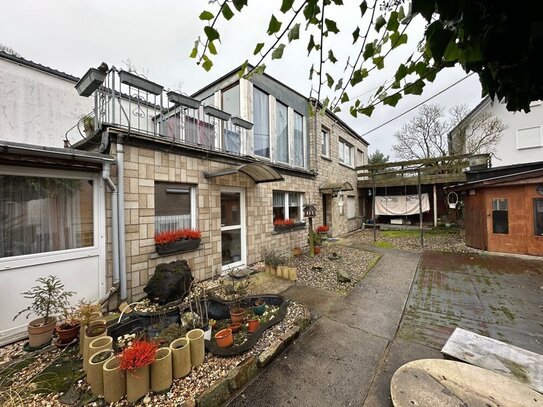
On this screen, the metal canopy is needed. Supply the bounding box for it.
[204,162,284,184]
[319,181,354,194]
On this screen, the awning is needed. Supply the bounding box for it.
[204,162,284,184]
[319,181,354,194]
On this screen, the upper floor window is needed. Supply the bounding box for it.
[321,129,330,157]
[276,101,289,163]
[339,139,354,167]
[356,149,365,167]
[0,174,94,258]
[253,87,270,158]
[222,83,240,117]
[516,126,542,150]
[492,198,508,234]
[293,112,304,167]
[154,182,196,234]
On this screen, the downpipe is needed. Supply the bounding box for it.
[102,162,120,300]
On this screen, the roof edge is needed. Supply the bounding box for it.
[0,50,79,82]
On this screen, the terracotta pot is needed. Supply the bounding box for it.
[170,338,191,379]
[102,356,126,403]
[126,365,150,403]
[229,308,245,324]
[56,322,80,345]
[87,349,113,396]
[186,329,205,366]
[215,328,233,348]
[228,322,242,333]
[247,319,259,334]
[151,347,172,393]
[314,246,321,255]
[27,317,57,348]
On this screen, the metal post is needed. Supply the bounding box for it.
[418,169,424,247]
[309,217,314,257]
[372,175,376,242]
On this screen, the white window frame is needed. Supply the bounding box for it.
[339,139,354,167]
[347,196,357,219]
[321,128,330,158]
[516,126,542,150]
[293,111,305,168]
[272,191,305,223]
[154,183,197,234]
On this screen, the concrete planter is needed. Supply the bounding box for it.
[151,347,172,393]
[170,337,191,379]
[83,320,107,371]
[102,356,126,403]
[79,312,102,354]
[87,349,113,396]
[126,365,150,403]
[87,336,113,375]
[187,329,205,366]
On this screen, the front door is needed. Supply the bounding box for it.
[221,188,246,272]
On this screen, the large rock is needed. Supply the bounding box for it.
[337,270,351,283]
[144,260,193,304]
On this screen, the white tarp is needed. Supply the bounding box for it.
[375,194,430,216]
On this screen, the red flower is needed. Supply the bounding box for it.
[316,225,329,233]
[154,228,201,244]
[273,218,296,226]
[119,340,158,371]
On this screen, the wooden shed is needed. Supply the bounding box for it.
[448,163,543,256]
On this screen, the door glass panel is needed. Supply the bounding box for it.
[534,198,543,236]
[492,198,508,234]
[221,192,240,227]
[222,229,242,266]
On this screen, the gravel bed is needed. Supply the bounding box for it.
[290,243,380,294]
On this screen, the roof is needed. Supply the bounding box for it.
[446,167,543,192]
[0,50,79,82]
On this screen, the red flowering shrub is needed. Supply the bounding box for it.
[273,218,296,226]
[119,340,158,371]
[154,228,202,244]
[316,225,329,233]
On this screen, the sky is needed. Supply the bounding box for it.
[0,0,484,158]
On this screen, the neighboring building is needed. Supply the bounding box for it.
[447,162,543,256]
[449,97,543,167]
[70,64,368,301]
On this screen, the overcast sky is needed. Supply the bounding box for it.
[1,0,484,158]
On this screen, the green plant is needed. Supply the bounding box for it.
[13,275,75,324]
[261,247,285,267]
[156,323,187,346]
[76,299,101,326]
[82,115,94,133]
[307,230,322,247]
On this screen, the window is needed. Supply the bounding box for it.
[534,199,543,236]
[155,182,195,234]
[356,149,365,167]
[517,126,542,149]
[492,198,508,234]
[0,175,94,258]
[272,191,304,223]
[339,139,354,166]
[347,196,356,219]
[222,83,240,117]
[293,112,304,167]
[321,129,330,157]
[276,101,289,163]
[253,87,270,158]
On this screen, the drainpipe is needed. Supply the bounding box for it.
[101,162,120,298]
[116,136,128,300]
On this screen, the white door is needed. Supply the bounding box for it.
[220,187,246,272]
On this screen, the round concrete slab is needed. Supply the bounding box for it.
[391,359,543,407]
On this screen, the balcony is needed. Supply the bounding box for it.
[72,66,252,156]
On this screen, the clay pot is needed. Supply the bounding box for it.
[126,365,150,403]
[102,356,126,403]
[229,308,245,324]
[247,319,259,334]
[252,300,266,316]
[87,349,113,396]
[151,347,172,393]
[215,328,233,348]
[170,338,191,379]
[56,322,80,345]
[187,329,205,366]
[314,246,321,255]
[228,322,242,333]
[27,317,57,348]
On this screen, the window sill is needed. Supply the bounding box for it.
[321,155,332,162]
[339,162,355,170]
[272,223,307,235]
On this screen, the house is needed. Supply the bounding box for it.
[447,162,543,256]
[449,96,543,167]
[70,64,369,302]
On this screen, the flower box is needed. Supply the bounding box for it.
[203,105,231,121]
[167,91,201,109]
[119,70,163,95]
[155,239,201,255]
[75,67,107,97]
[273,222,306,233]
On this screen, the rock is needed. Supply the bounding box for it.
[58,385,80,405]
[195,377,230,407]
[279,326,300,345]
[337,270,351,283]
[143,396,151,404]
[257,340,285,367]
[226,356,258,391]
[144,260,193,304]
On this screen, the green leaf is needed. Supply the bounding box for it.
[208,41,217,55]
[349,106,358,118]
[341,92,349,103]
[189,46,198,59]
[325,19,339,34]
[411,0,435,21]
[334,78,343,91]
[272,44,286,60]
[304,0,320,23]
[309,64,314,80]
[404,80,425,95]
[326,73,334,88]
[352,27,360,43]
[328,50,337,63]
[332,0,344,5]
[390,32,408,48]
[238,60,249,78]
[398,6,405,21]
[267,15,282,35]
[222,4,234,20]
[288,24,300,42]
[253,64,266,76]
[443,41,461,62]
[391,80,401,89]
[359,1,368,16]
[372,56,384,69]
[383,93,402,107]
[351,68,368,86]
[333,106,341,113]
[386,11,399,32]
[202,55,213,72]
[359,105,375,117]
[199,11,214,21]
[280,0,295,13]
[426,21,453,62]
[204,26,220,42]
[253,42,265,55]
[307,34,316,55]
[232,0,247,12]
[394,64,408,82]
[375,15,386,32]
[363,42,376,60]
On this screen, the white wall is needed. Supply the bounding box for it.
[0,57,92,147]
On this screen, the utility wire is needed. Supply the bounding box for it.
[361,72,476,137]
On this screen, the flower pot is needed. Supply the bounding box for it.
[126,365,150,404]
[252,301,266,316]
[87,349,113,396]
[215,328,233,348]
[57,322,80,345]
[314,246,321,255]
[102,356,126,403]
[27,317,57,348]
[155,238,201,255]
[187,329,205,367]
[170,338,191,379]
[151,347,172,393]
[247,319,259,334]
[229,308,245,324]
[83,322,107,371]
[228,322,242,333]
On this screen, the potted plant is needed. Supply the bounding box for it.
[13,275,75,348]
[252,298,266,316]
[56,306,80,345]
[246,310,259,334]
[316,225,329,240]
[154,228,202,255]
[307,230,323,256]
[214,328,233,348]
[119,339,158,403]
[82,115,95,137]
[261,247,284,275]
[228,275,251,323]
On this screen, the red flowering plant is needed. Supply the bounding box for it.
[273,218,296,226]
[154,228,202,245]
[316,225,329,233]
[119,339,158,372]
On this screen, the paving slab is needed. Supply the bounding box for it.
[280,284,341,319]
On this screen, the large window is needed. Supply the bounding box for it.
[534,198,543,236]
[272,191,304,223]
[222,83,240,117]
[321,129,330,157]
[253,87,270,158]
[0,175,94,258]
[276,102,289,163]
[492,198,508,234]
[339,139,354,167]
[293,112,304,167]
[155,183,195,234]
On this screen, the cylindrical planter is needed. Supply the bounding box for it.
[126,365,150,404]
[87,349,113,396]
[103,356,126,404]
[83,320,107,371]
[288,267,297,281]
[80,312,103,354]
[170,338,191,379]
[87,336,112,374]
[187,329,205,367]
[151,347,172,393]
